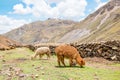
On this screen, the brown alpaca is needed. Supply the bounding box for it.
[55,44,85,67]
[31,47,51,60]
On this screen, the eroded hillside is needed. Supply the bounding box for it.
[60,0,120,43]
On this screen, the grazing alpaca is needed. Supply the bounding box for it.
[55,44,85,67]
[31,47,51,60]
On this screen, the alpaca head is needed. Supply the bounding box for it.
[81,60,85,66]
[76,56,85,67]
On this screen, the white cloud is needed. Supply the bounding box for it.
[95,0,101,4]
[22,0,33,5]
[45,0,64,4]
[95,0,108,10]
[0,15,30,34]
[57,0,87,20]
[11,0,87,21]
[12,4,31,14]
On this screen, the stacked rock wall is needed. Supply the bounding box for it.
[71,40,120,61]
[27,40,120,61]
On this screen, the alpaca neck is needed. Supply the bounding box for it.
[76,56,85,66]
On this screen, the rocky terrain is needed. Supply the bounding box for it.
[0,35,22,50]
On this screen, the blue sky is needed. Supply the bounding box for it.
[0,0,109,34]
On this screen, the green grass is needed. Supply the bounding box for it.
[0,48,120,80]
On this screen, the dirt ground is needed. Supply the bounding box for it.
[84,57,120,70]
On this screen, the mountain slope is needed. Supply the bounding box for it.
[0,35,22,50]
[58,0,120,43]
[4,19,77,44]
[76,0,120,43]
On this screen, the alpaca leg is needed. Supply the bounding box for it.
[69,59,73,67]
[47,52,50,59]
[61,56,66,66]
[39,54,42,59]
[72,59,76,66]
[57,56,61,66]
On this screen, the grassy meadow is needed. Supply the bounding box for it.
[0,48,120,80]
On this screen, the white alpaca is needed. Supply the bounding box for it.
[31,47,51,60]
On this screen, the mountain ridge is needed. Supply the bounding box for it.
[3,0,120,44]
[4,19,77,44]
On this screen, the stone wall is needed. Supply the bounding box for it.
[27,40,120,61]
[71,40,120,61]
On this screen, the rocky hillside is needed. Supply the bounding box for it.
[4,19,77,44]
[4,0,120,44]
[0,35,22,50]
[59,0,120,43]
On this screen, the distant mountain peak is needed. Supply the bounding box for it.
[47,18,60,20]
